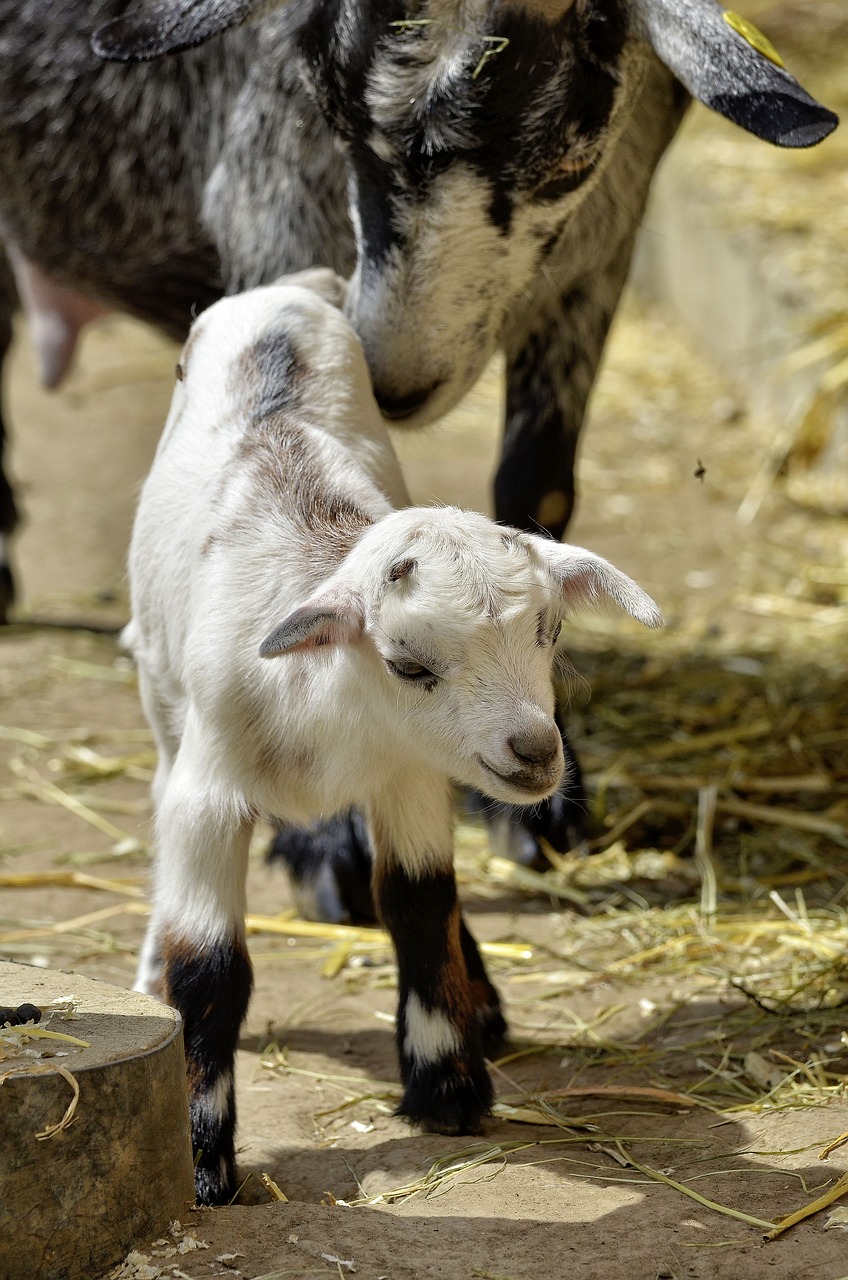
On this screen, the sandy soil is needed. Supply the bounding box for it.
[2,290,848,1280]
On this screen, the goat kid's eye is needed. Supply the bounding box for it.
[387,658,436,684]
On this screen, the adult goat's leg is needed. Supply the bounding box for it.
[0,254,18,624]
[489,64,688,862]
[498,250,634,541]
[489,253,636,861]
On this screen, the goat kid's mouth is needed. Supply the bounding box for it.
[476,756,561,802]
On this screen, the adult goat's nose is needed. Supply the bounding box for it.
[374,382,441,421]
[508,727,561,770]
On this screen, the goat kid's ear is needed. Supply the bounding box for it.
[632,0,838,148]
[535,540,663,629]
[92,0,285,62]
[259,587,365,658]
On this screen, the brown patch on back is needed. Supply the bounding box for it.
[237,417,372,569]
[230,329,303,420]
[219,327,374,572]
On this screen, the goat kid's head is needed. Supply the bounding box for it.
[95,0,837,426]
[258,508,661,804]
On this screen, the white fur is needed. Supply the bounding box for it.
[126,269,660,964]
[193,1071,233,1124]
[404,993,462,1065]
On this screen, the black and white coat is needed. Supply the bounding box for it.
[126,269,661,1203]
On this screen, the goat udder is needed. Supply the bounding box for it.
[8,248,110,389]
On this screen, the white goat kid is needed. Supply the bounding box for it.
[126,269,661,1206]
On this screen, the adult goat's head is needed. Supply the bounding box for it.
[95,0,837,425]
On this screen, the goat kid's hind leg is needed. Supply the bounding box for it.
[267,809,376,924]
[460,917,506,1056]
[146,746,254,1206]
[370,792,496,1135]
[133,673,184,997]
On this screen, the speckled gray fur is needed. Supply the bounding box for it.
[0,0,836,627]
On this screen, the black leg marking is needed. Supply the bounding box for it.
[497,372,578,541]
[376,863,493,1135]
[163,933,253,1206]
[459,917,507,1056]
[0,266,18,626]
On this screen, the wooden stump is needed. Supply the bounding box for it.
[0,959,195,1280]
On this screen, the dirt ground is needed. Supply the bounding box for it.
[2,273,848,1280]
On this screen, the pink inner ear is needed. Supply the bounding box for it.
[261,586,366,658]
[558,565,602,609]
[306,628,335,649]
[280,620,355,654]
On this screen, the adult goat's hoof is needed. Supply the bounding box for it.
[0,562,14,625]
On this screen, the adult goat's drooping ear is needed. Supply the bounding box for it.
[632,0,838,148]
[532,538,663,629]
[259,586,365,657]
[92,0,286,62]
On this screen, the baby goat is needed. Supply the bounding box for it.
[125,269,661,1205]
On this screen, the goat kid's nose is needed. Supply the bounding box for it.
[508,727,561,771]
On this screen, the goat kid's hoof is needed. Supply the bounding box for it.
[477,1001,508,1058]
[194,1162,237,1208]
[397,1062,493,1136]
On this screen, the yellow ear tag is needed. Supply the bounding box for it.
[723,11,785,67]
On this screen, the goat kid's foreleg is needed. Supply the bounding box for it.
[370,786,500,1134]
[141,742,253,1206]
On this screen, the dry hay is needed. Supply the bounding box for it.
[3,68,848,1236]
[2,594,848,1242]
[664,3,848,522]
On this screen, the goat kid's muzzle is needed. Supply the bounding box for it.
[476,753,564,802]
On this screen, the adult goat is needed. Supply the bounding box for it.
[0,0,835,877]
